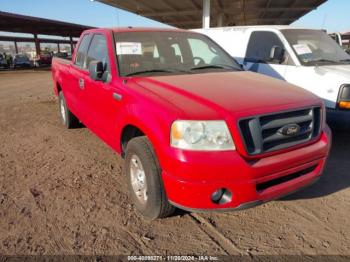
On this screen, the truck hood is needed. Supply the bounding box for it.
[315,64,350,80]
[131,71,320,118]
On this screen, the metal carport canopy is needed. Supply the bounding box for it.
[97,0,326,29]
[0,11,92,37]
[0,11,93,55]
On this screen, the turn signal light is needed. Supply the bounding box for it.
[339,101,350,110]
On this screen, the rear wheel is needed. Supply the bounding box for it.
[124,136,175,219]
[58,92,80,129]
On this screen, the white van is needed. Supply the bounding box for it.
[194,26,350,110]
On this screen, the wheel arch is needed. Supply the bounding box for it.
[55,81,62,95]
[120,124,146,158]
[118,115,170,162]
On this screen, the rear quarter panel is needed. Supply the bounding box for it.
[51,57,71,96]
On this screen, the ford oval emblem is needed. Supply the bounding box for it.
[278,124,301,137]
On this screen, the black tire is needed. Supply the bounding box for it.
[124,136,175,219]
[58,91,80,129]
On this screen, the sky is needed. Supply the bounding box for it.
[0,0,349,34]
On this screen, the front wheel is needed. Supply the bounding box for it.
[124,136,175,219]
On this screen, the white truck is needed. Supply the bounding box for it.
[329,32,350,54]
[194,26,350,110]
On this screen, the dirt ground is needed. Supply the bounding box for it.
[0,69,349,256]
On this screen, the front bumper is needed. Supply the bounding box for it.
[169,176,320,213]
[161,126,331,211]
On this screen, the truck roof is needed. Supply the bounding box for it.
[83,27,190,34]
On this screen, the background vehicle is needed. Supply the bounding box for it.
[329,32,350,54]
[52,28,331,219]
[53,51,70,60]
[196,26,350,111]
[12,53,31,68]
[34,51,53,66]
[0,53,9,68]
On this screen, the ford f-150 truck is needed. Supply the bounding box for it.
[52,28,331,219]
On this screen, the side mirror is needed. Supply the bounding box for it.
[269,46,285,63]
[89,60,105,81]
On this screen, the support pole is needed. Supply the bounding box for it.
[14,41,18,54]
[57,43,60,53]
[202,0,210,29]
[69,36,74,55]
[33,33,40,56]
[217,12,224,27]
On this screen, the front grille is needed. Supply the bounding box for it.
[239,107,321,155]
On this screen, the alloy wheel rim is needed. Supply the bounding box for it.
[60,99,66,124]
[130,154,148,204]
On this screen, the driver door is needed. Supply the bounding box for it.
[82,33,125,146]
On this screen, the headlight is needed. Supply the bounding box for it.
[170,120,235,151]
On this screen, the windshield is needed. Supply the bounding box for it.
[114,31,241,77]
[282,29,350,66]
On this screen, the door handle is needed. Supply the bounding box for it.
[78,78,84,89]
[112,92,122,101]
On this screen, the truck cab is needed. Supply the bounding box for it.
[196,26,350,110]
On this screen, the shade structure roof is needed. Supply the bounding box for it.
[97,0,326,29]
[0,11,92,37]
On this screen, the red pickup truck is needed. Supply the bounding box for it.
[52,28,331,219]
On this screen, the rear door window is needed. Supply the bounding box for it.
[187,37,234,67]
[74,34,91,68]
[188,38,218,64]
[170,43,184,63]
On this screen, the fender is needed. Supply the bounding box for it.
[115,102,173,167]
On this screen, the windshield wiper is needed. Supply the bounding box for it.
[190,64,240,71]
[312,59,340,65]
[125,69,177,76]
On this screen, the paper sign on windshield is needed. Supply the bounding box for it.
[293,44,312,55]
[116,42,142,55]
